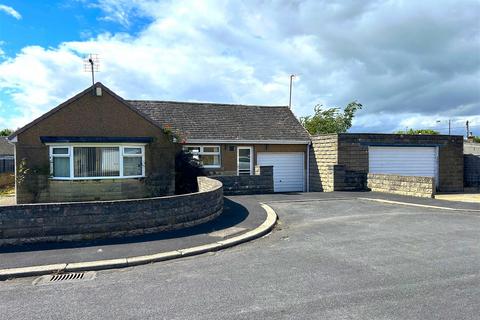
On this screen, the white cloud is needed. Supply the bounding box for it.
[0,4,21,20]
[0,0,479,135]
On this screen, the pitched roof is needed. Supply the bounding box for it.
[9,82,310,144]
[127,100,311,143]
[0,137,14,155]
[8,83,162,140]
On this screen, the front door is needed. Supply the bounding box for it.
[237,147,253,175]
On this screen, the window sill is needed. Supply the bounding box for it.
[50,176,145,181]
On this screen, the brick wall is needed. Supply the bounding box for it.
[309,133,464,193]
[464,154,480,190]
[338,134,463,192]
[14,86,177,204]
[309,135,338,191]
[0,177,223,246]
[368,173,435,198]
[332,165,367,191]
[212,165,273,195]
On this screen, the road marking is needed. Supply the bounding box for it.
[359,197,480,213]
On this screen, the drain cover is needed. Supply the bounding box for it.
[33,271,96,285]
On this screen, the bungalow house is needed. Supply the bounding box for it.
[8,83,310,204]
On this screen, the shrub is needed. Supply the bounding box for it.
[175,150,205,194]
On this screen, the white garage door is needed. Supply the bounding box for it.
[257,152,305,192]
[368,146,439,185]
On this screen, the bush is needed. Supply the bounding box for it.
[175,150,206,194]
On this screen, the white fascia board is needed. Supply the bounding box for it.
[185,139,310,145]
[7,136,17,143]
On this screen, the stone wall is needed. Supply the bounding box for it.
[367,173,435,198]
[309,135,338,191]
[25,178,149,203]
[0,177,223,246]
[212,165,273,195]
[464,154,480,190]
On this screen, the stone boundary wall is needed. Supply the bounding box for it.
[213,166,273,195]
[464,154,480,190]
[0,177,223,246]
[367,173,435,198]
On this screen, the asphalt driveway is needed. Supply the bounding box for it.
[1,193,479,319]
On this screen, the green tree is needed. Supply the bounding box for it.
[394,129,439,135]
[300,101,362,134]
[472,136,480,143]
[0,128,13,136]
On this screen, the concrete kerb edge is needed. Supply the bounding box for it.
[0,203,278,281]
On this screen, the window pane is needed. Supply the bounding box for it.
[203,146,219,153]
[238,148,251,174]
[53,157,70,177]
[200,155,220,166]
[124,147,142,155]
[52,147,69,155]
[74,147,120,177]
[123,157,142,176]
[185,147,200,153]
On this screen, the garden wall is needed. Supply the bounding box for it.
[0,177,223,246]
[213,165,273,195]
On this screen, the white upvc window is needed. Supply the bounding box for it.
[183,145,221,168]
[49,144,145,180]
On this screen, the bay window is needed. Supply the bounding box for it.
[183,145,221,168]
[49,145,145,179]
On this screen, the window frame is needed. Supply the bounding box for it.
[183,145,221,168]
[48,143,146,180]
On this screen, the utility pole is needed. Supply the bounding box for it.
[466,120,470,137]
[448,119,451,135]
[289,74,295,108]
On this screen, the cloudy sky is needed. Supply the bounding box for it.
[0,0,479,135]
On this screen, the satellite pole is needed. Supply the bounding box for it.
[83,54,100,87]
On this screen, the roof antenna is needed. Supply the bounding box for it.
[289,74,296,108]
[83,54,100,87]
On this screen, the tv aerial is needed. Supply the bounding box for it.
[83,54,100,86]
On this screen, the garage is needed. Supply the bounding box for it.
[368,146,439,186]
[257,152,305,192]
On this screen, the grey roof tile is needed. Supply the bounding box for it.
[127,100,310,142]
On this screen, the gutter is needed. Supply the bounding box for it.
[185,139,310,145]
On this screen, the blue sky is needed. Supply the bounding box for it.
[0,0,479,135]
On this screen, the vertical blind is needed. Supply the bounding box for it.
[74,147,120,177]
